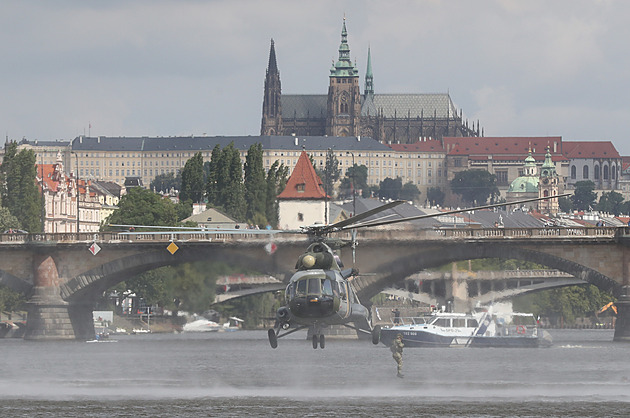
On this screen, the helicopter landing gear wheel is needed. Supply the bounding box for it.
[319,334,325,349]
[312,334,318,349]
[268,329,278,349]
[372,325,381,345]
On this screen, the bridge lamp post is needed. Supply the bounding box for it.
[71,152,80,234]
[346,151,356,217]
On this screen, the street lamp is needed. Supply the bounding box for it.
[324,148,330,225]
[72,152,80,234]
[346,151,356,217]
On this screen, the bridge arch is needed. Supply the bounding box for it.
[0,270,33,294]
[62,246,282,302]
[358,243,621,301]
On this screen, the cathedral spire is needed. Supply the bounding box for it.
[261,38,283,135]
[267,38,278,75]
[330,17,358,78]
[364,46,374,97]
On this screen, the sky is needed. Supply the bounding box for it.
[2,0,630,155]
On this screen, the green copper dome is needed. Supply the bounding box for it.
[507,176,539,193]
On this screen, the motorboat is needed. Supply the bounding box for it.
[380,310,552,348]
[183,319,221,332]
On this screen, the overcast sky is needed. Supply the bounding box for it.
[2,0,630,155]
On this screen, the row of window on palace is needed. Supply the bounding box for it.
[269,159,443,168]
[74,158,444,171]
[71,151,441,158]
[79,166,444,180]
[570,165,619,181]
[79,160,181,167]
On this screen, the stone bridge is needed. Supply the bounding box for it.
[0,226,629,341]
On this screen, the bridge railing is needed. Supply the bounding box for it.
[0,226,621,244]
[356,226,618,241]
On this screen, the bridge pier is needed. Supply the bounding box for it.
[24,255,77,340]
[614,286,630,342]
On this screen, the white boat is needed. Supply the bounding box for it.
[183,319,221,332]
[380,310,552,348]
[221,316,244,332]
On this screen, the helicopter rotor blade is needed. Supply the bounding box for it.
[316,200,405,234]
[341,193,571,230]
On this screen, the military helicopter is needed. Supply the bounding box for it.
[112,193,568,350]
[265,193,569,350]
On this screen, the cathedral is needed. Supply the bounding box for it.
[261,19,480,143]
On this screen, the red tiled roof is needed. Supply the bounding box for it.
[277,151,328,199]
[388,140,445,152]
[562,141,620,159]
[37,164,94,197]
[622,157,630,171]
[38,164,59,192]
[443,136,566,161]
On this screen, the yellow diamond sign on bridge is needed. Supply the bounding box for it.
[166,242,179,255]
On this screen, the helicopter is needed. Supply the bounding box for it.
[264,193,569,350]
[112,193,568,350]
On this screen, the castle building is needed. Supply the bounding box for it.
[261,19,479,143]
[443,136,568,204]
[561,141,621,191]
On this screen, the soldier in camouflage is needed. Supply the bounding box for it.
[390,333,404,378]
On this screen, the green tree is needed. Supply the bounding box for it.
[150,172,181,194]
[265,160,288,228]
[571,180,597,211]
[596,191,624,216]
[221,143,246,221]
[175,199,193,222]
[426,187,445,206]
[558,196,573,213]
[0,207,21,232]
[514,285,614,326]
[105,187,178,227]
[400,182,420,202]
[244,143,267,224]
[205,144,222,207]
[180,152,205,203]
[315,149,340,197]
[378,177,402,200]
[450,169,499,205]
[1,142,42,233]
[0,285,26,312]
[339,164,368,200]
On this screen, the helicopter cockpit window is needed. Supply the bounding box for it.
[320,278,333,296]
[307,278,320,294]
[296,279,308,296]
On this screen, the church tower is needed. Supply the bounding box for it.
[326,18,361,137]
[261,39,283,136]
[538,146,560,214]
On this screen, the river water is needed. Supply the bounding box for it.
[0,329,628,417]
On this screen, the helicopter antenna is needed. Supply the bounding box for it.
[351,228,357,265]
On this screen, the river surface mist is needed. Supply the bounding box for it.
[0,329,628,417]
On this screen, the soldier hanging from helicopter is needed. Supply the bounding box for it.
[391,333,404,378]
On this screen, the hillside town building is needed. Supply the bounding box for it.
[37,152,109,233]
[561,141,621,191]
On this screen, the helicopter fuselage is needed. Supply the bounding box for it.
[281,268,368,328]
